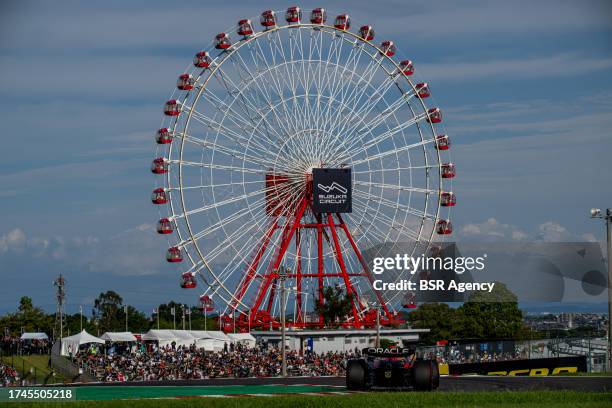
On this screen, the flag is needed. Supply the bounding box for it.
[170,307,175,316]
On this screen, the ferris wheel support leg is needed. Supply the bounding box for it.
[336,214,395,323]
[317,224,325,328]
[295,230,304,325]
[327,213,361,327]
[251,198,309,325]
[234,219,279,313]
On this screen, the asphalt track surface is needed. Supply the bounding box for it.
[69,375,612,392]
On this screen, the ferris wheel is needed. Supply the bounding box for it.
[150,7,455,331]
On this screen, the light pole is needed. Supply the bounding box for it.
[79,305,83,332]
[375,306,381,347]
[124,305,128,332]
[590,208,612,371]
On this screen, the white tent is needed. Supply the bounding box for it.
[200,331,232,344]
[170,330,197,347]
[20,332,49,341]
[195,338,224,351]
[100,332,137,342]
[60,330,104,356]
[142,330,178,347]
[228,333,256,348]
[189,331,228,351]
[141,330,197,348]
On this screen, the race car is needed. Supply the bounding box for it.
[346,347,440,391]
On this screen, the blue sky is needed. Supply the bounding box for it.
[0,0,611,314]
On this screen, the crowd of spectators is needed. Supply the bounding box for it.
[427,349,522,364]
[0,362,19,387]
[0,336,50,356]
[71,343,357,382]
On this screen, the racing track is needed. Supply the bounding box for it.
[71,375,612,392]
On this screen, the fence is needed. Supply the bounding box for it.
[417,337,608,372]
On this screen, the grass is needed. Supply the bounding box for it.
[11,391,612,408]
[1,354,65,384]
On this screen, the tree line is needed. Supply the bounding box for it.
[0,291,217,338]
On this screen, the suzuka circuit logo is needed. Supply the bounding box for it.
[317,182,348,194]
[312,168,352,213]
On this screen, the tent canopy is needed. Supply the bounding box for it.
[141,330,233,348]
[20,332,49,340]
[100,332,137,342]
[60,330,104,356]
[228,333,256,342]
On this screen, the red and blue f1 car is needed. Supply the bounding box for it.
[346,347,440,391]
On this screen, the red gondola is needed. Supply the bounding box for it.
[181,272,197,289]
[260,10,276,27]
[415,82,430,98]
[151,158,168,174]
[434,134,450,150]
[155,128,173,144]
[359,25,375,41]
[151,188,168,204]
[441,163,455,178]
[436,219,453,235]
[157,218,173,234]
[176,74,195,91]
[215,33,231,50]
[426,107,442,123]
[193,51,211,68]
[402,292,417,309]
[380,41,396,57]
[310,8,326,24]
[200,295,214,312]
[399,60,414,76]
[163,100,181,116]
[166,246,183,263]
[440,192,456,207]
[334,14,350,30]
[237,19,254,36]
[285,6,301,23]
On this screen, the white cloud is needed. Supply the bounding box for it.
[460,218,529,241]
[459,219,598,243]
[0,225,167,277]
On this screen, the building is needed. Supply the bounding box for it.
[251,328,429,353]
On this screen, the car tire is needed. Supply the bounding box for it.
[346,360,367,390]
[413,360,434,391]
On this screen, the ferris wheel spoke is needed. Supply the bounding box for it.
[353,189,437,220]
[197,85,281,150]
[341,111,429,158]
[347,138,433,165]
[353,180,436,194]
[187,109,274,157]
[226,49,297,142]
[351,198,422,242]
[175,160,268,175]
[178,132,275,169]
[353,164,440,174]
[174,189,265,219]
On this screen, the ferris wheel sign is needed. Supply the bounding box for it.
[150,6,455,332]
[312,168,352,213]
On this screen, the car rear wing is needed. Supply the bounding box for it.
[363,347,412,357]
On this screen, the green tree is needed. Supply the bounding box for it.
[407,303,457,344]
[92,291,123,332]
[314,285,353,327]
[454,282,524,340]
